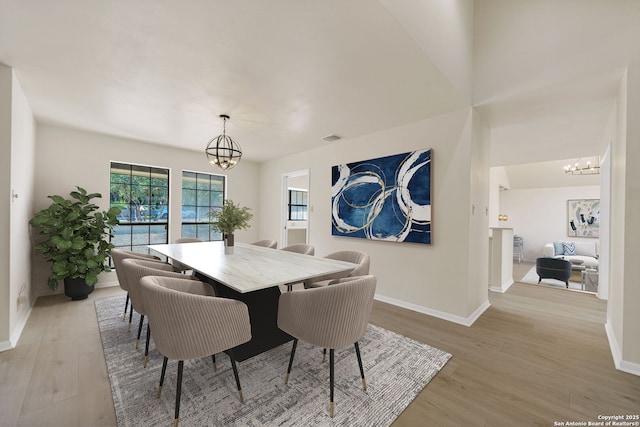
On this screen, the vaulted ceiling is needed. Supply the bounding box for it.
[1,0,638,167]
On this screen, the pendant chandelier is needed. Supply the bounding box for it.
[205,114,242,171]
[563,156,600,175]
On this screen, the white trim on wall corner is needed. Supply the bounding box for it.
[605,321,640,377]
[489,278,514,294]
[0,304,34,353]
[5,281,120,353]
[374,293,491,327]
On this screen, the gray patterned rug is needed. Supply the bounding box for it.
[96,296,451,426]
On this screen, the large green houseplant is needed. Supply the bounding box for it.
[207,200,253,253]
[30,186,120,299]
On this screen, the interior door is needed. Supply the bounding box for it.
[281,170,309,247]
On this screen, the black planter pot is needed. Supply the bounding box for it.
[64,277,95,301]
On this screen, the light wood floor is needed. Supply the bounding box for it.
[1,265,638,426]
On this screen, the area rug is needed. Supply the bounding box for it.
[96,296,451,427]
[520,266,588,292]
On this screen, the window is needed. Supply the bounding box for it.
[288,189,308,221]
[110,162,170,257]
[181,171,225,241]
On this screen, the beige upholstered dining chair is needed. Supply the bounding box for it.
[277,275,377,417]
[171,238,203,273]
[173,238,203,243]
[140,275,252,427]
[111,249,165,327]
[280,243,315,255]
[304,250,370,289]
[121,258,207,367]
[251,239,278,249]
[280,243,315,290]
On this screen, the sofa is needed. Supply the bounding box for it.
[542,241,599,269]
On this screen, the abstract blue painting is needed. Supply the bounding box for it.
[331,149,432,244]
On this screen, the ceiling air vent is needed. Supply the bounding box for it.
[322,134,342,142]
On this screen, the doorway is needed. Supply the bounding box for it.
[281,170,309,247]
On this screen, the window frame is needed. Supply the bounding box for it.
[288,188,308,221]
[109,161,170,259]
[180,170,226,241]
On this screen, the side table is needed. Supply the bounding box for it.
[581,269,599,292]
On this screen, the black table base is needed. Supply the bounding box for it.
[196,273,293,362]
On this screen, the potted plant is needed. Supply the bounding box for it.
[207,199,253,254]
[29,186,121,300]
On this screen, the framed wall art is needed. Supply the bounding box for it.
[331,149,432,244]
[567,199,600,237]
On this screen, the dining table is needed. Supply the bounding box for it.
[148,241,358,361]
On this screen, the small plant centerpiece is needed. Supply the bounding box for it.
[29,186,121,300]
[207,200,253,254]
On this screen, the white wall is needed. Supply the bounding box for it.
[606,61,640,373]
[621,61,640,369]
[259,108,490,324]
[469,109,491,310]
[0,65,36,351]
[32,124,260,296]
[489,166,510,228]
[607,69,627,370]
[489,227,514,293]
[597,102,618,301]
[10,71,36,346]
[505,185,600,262]
[0,64,11,346]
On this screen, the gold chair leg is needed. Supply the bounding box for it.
[330,402,334,418]
[173,418,179,427]
[143,356,148,368]
[157,386,162,398]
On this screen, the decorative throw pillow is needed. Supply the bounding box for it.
[562,242,576,255]
[553,241,564,256]
[574,242,597,258]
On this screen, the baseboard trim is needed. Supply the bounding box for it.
[10,304,33,349]
[374,293,491,327]
[605,321,640,377]
[0,303,34,353]
[489,278,514,293]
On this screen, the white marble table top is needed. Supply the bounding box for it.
[148,241,358,293]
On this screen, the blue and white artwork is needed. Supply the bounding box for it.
[331,149,432,244]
